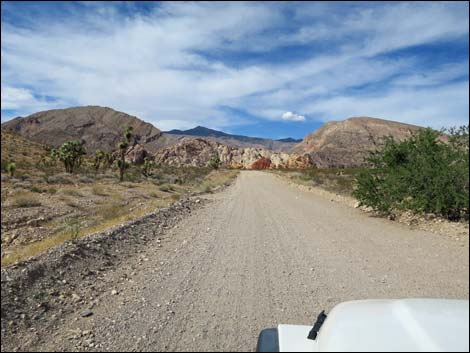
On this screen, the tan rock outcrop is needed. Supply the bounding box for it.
[154,138,313,169]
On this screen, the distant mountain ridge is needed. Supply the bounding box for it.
[163,126,300,152]
[166,126,301,142]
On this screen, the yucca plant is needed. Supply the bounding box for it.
[7,162,16,177]
[141,157,154,177]
[50,140,86,173]
[118,127,133,181]
[93,149,105,173]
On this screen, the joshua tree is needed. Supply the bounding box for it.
[93,149,105,173]
[141,157,154,177]
[51,140,86,173]
[103,151,114,169]
[117,127,133,181]
[7,162,16,177]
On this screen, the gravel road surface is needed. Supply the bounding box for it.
[27,171,470,351]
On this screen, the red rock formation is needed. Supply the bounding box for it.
[251,157,272,170]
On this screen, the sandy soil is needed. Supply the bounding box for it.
[3,171,468,351]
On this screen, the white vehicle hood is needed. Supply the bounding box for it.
[278,299,469,352]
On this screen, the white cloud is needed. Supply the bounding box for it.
[302,81,469,129]
[1,87,36,110]
[282,111,306,122]
[0,86,64,120]
[1,2,468,130]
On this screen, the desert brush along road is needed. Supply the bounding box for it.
[14,171,470,351]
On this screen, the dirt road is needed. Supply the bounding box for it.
[27,171,469,351]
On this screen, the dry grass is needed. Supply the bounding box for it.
[60,187,84,198]
[273,168,360,196]
[1,163,239,267]
[91,184,108,196]
[11,192,42,208]
[197,169,239,193]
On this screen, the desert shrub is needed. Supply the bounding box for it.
[79,175,94,184]
[98,202,127,220]
[354,127,469,221]
[30,186,43,193]
[159,184,174,192]
[170,193,181,201]
[47,188,58,194]
[124,168,142,182]
[46,173,75,185]
[64,218,82,241]
[208,153,221,169]
[13,181,32,189]
[61,188,84,197]
[1,160,8,173]
[7,162,16,177]
[92,184,108,196]
[12,192,41,208]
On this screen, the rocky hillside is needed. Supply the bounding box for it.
[154,138,313,169]
[163,126,300,152]
[1,106,162,153]
[293,117,423,168]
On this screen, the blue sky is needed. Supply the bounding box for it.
[1,1,469,139]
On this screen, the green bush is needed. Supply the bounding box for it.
[353,127,469,221]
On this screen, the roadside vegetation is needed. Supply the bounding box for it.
[273,167,361,196]
[354,127,469,221]
[1,129,238,267]
[277,126,469,223]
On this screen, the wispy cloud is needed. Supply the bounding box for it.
[1,1,468,133]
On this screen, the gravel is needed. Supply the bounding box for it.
[1,171,468,352]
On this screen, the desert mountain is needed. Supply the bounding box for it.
[2,107,426,169]
[163,126,300,152]
[154,138,313,169]
[1,106,162,153]
[293,117,423,168]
